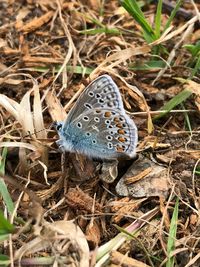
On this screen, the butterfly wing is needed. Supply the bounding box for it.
[68,108,137,159]
[65,75,124,124]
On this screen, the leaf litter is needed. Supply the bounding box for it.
[0,1,200,266]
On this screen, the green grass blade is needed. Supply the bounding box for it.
[195,168,200,175]
[181,104,192,133]
[190,55,200,78]
[122,0,145,18]
[163,0,183,33]
[183,41,200,58]
[88,17,104,28]
[77,12,105,28]
[0,148,15,214]
[155,0,162,38]
[0,210,14,235]
[0,254,10,266]
[0,179,15,215]
[154,89,192,120]
[166,198,179,267]
[60,65,94,74]
[0,210,14,243]
[0,147,7,175]
[80,27,121,35]
[120,0,156,42]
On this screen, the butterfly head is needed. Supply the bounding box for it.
[53,121,63,132]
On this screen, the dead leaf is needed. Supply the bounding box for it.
[14,220,90,267]
[85,220,101,246]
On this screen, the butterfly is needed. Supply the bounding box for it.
[54,75,138,160]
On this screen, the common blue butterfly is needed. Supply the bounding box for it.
[54,75,138,160]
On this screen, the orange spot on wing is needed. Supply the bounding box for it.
[118,137,127,143]
[104,111,111,117]
[118,129,125,134]
[116,123,123,128]
[114,117,120,123]
[116,145,125,152]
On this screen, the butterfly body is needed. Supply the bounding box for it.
[55,75,138,160]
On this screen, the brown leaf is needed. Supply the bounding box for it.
[65,188,102,214]
[85,220,101,247]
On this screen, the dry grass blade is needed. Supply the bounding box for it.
[33,83,47,139]
[19,89,35,136]
[52,0,77,90]
[0,142,37,151]
[33,82,48,165]
[0,94,20,120]
[91,45,151,77]
[45,91,67,122]
[151,15,199,46]
[0,79,48,168]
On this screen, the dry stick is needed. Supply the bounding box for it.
[169,131,200,135]
[190,0,200,21]
[174,191,198,215]
[192,159,200,212]
[74,12,89,76]
[188,237,200,267]
[54,0,77,96]
[18,11,54,33]
[41,1,77,103]
[153,115,172,149]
